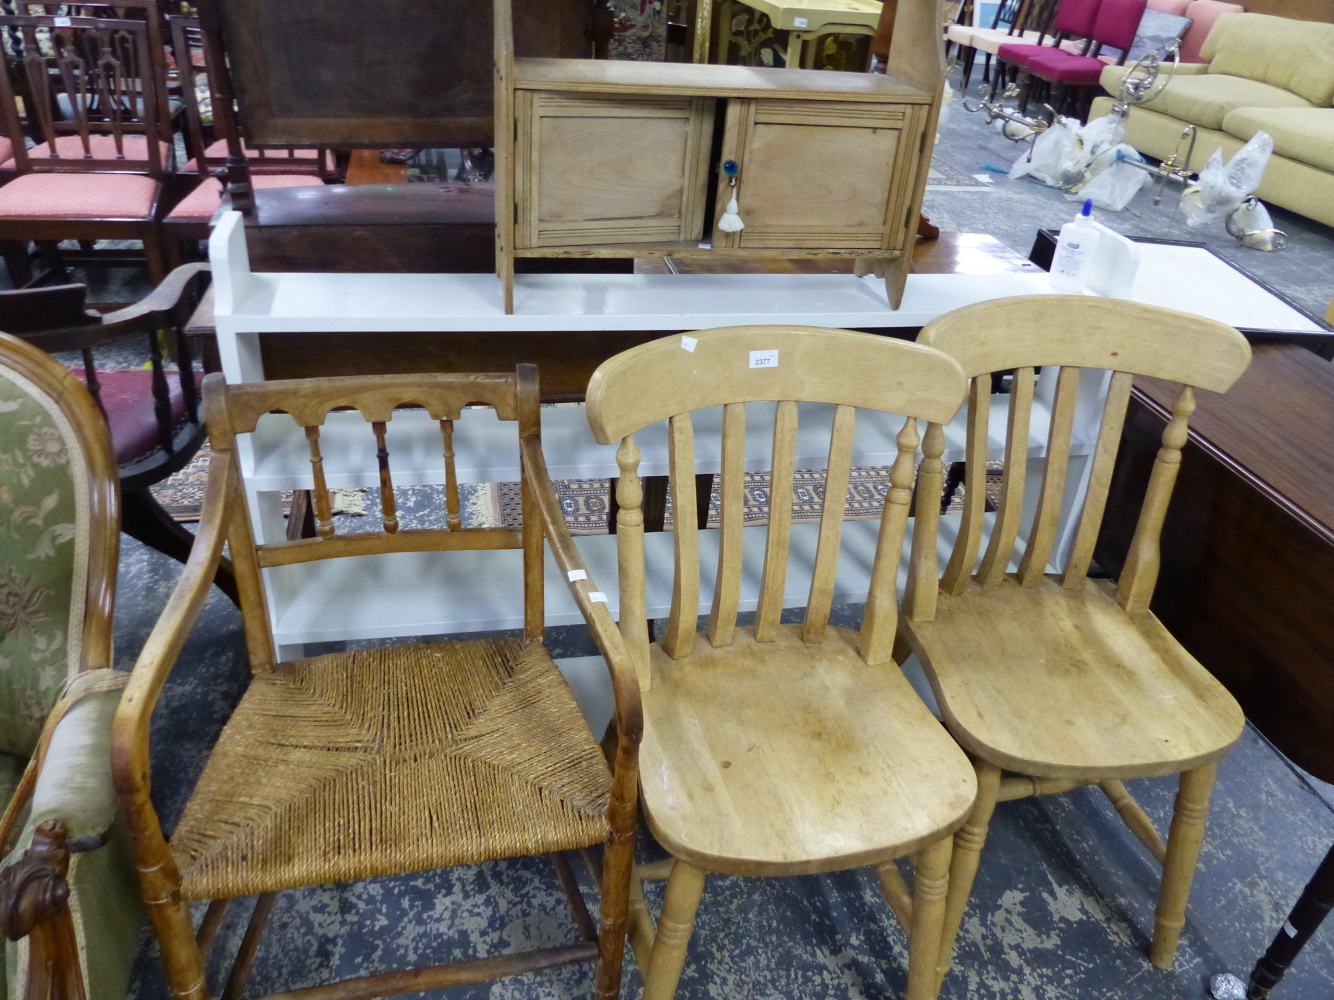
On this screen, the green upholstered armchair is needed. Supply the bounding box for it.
[0,333,142,1000]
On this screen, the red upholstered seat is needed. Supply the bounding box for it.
[167,175,323,221]
[183,140,322,174]
[2,134,169,167]
[72,369,186,467]
[0,172,158,219]
[997,0,1103,65]
[1024,49,1111,83]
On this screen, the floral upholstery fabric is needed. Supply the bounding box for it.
[0,172,157,220]
[0,362,87,759]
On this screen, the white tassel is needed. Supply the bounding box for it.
[718,195,745,233]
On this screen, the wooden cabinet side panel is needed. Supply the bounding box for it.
[881,102,930,253]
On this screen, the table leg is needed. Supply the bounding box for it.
[786,30,804,68]
[1248,842,1334,999]
[693,0,714,62]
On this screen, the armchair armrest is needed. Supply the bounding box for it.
[520,433,643,748]
[99,262,210,332]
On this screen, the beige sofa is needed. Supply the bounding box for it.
[1089,12,1334,228]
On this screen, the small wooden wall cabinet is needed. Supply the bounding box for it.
[493,0,947,313]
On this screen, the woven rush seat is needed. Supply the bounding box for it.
[170,637,612,901]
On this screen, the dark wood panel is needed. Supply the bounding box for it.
[217,0,593,148]
[1135,344,1334,547]
[1096,345,1334,784]
[258,330,670,399]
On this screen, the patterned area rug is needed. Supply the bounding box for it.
[151,445,1002,533]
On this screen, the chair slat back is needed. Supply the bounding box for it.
[0,14,164,176]
[202,368,545,669]
[585,326,968,681]
[915,295,1250,614]
[168,15,329,178]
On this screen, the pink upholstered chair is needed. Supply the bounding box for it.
[946,0,1059,90]
[1178,0,1244,62]
[995,0,1103,86]
[0,12,170,287]
[1006,0,1147,114]
[161,14,327,263]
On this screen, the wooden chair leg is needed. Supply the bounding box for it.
[935,760,1001,991]
[1151,763,1217,969]
[122,487,240,605]
[1249,841,1334,999]
[641,861,706,1000]
[907,836,953,1000]
[595,815,637,1000]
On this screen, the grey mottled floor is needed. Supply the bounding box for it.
[106,68,1334,999]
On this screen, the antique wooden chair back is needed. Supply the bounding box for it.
[0,12,166,177]
[203,367,546,667]
[912,295,1251,616]
[584,325,967,680]
[168,14,329,179]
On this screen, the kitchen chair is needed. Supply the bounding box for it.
[992,0,1101,100]
[583,326,977,1000]
[0,11,170,287]
[111,367,641,1000]
[900,296,1252,986]
[0,263,237,603]
[0,333,142,1000]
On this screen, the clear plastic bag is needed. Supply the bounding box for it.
[1010,118,1082,186]
[1010,114,1125,189]
[1181,132,1273,227]
[1073,145,1151,211]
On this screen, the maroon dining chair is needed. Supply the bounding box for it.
[996,0,1103,68]
[1016,0,1148,115]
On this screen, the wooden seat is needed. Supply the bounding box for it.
[910,576,1243,777]
[112,367,642,1000]
[583,324,975,1000]
[172,637,611,900]
[899,295,1253,988]
[641,624,976,876]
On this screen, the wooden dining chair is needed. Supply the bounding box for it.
[900,295,1252,987]
[583,325,977,1000]
[0,11,170,287]
[110,367,641,1000]
[0,263,238,602]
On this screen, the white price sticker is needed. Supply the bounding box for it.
[54,16,71,25]
[567,569,587,582]
[793,16,808,26]
[749,349,779,369]
[588,592,609,603]
[680,336,697,353]
[1284,920,1299,937]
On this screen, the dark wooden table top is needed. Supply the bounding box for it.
[1136,343,1334,546]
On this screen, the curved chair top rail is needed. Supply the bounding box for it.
[585,325,968,444]
[217,371,526,435]
[918,295,1251,390]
